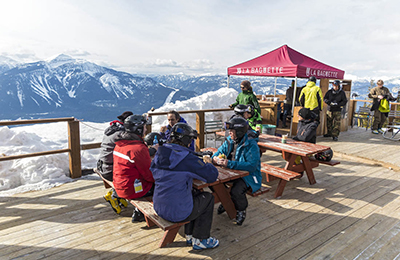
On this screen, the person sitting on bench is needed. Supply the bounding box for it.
[113,114,155,222]
[97,111,132,214]
[212,117,262,226]
[151,123,220,250]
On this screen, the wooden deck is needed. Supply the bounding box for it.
[1,128,400,259]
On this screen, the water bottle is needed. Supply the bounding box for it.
[134,179,143,193]
[153,135,158,145]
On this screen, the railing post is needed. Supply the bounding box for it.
[68,119,82,178]
[196,111,205,151]
[349,100,357,127]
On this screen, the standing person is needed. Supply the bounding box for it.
[368,79,397,134]
[212,117,262,226]
[229,80,261,114]
[323,80,348,141]
[151,123,220,250]
[97,111,132,214]
[159,110,194,150]
[299,76,324,122]
[282,80,295,128]
[113,114,155,222]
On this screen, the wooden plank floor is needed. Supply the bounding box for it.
[1,128,400,259]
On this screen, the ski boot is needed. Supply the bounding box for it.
[103,189,121,214]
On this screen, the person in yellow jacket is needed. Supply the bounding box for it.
[299,76,324,121]
[368,79,396,134]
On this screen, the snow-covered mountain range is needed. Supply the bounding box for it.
[0,55,196,122]
[1,55,399,123]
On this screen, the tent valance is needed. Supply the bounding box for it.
[227,45,344,79]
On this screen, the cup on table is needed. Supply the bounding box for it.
[282,134,288,144]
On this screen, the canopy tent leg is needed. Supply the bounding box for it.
[227,75,230,88]
[273,77,277,96]
[289,77,298,137]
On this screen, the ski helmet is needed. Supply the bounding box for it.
[234,104,250,116]
[124,114,147,136]
[309,76,317,83]
[314,149,333,162]
[144,132,163,146]
[170,123,198,147]
[224,117,249,140]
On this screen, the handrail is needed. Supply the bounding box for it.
[0,117,75,126]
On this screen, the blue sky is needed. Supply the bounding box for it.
[1,0,399,79]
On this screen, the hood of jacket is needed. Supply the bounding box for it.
[153,143,192,170]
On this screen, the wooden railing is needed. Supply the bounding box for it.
[0,117,82,179]
[0,108,233,180]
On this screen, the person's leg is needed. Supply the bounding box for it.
[132,184,154,222]
[230,178,249,225]
[372,110,381,131]
[331,111,342,139]
[378,112,388,130]
[183,192,219,249]
[325,111,333,136]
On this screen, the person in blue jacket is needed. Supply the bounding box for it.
[151,123,220,250]
[159,110,195,150]
[212,117,261,226]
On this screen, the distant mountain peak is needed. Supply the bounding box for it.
[47,54,76,68]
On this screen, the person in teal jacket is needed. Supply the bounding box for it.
[230,80,261,114]
[212,117,261,226]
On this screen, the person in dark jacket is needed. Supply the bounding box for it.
[159,110,195,150]
[212,117,261,226]
[151,123,220,250]
[293,107,319,144]
[368,79,397,134]
[112,114,155,222]
[323,80,348,141]
[97,111,132,214]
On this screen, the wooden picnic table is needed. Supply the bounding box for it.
[257,133,331,185]
[192,165,249,220]
[215,131,332,185]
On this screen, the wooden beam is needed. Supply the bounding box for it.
[68,120,81,179]
[196,111,205,152]
[0,117,75,126]
[0,149,70,162]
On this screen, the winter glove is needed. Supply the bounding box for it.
[330,102,338,106]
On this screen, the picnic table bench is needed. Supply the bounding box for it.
[93,168,188,248]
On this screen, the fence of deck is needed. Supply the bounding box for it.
[0,108,232,179]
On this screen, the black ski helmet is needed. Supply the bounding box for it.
[234,104,249,116]
[170,123,198,147]
[309,76,317,83]
[124,114,147,136]
[144,132,162,146]
[314,149,333,162]
[224,117,249,140]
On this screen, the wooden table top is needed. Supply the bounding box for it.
[214,131,330,157]
[192,165,249,189]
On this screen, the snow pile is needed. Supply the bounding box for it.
[0,88,238,196]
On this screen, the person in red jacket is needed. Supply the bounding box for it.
[113,114,155,222]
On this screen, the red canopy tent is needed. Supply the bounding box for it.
[227,44,345,79]
[227,44,345,136]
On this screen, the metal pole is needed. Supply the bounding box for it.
[227,75,230,88]
[289,77,298,137]
[274,77,277,96]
